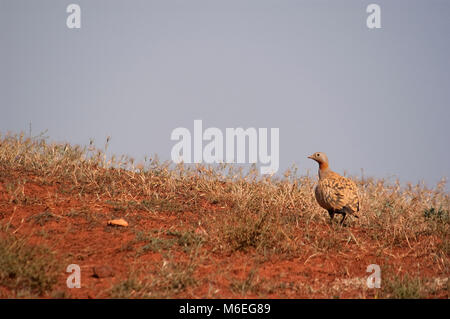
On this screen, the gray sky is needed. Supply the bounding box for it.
[1,0,449,188]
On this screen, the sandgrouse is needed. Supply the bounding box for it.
[308,152,360,225]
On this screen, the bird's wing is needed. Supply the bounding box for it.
[319,173,359,212]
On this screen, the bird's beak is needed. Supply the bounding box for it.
[307,155,314,160]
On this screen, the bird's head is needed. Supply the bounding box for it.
[308,152,329,168]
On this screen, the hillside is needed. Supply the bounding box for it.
[0,133,448,298]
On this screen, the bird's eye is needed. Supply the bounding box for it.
[316,153,319,157]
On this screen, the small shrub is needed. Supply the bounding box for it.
[0,235,60,297]
[424,207,449,223]
[137,237,175,255]
[383,275,423,299]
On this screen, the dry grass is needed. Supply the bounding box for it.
[0,132,448,298]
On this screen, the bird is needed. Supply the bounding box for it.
[308,152,360,225]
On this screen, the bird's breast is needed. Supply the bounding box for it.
[314,184,333,210]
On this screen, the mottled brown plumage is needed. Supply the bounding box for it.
[308,152,360,225]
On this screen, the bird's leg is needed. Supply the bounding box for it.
[328,210,335,223]
[339,213,347,226]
